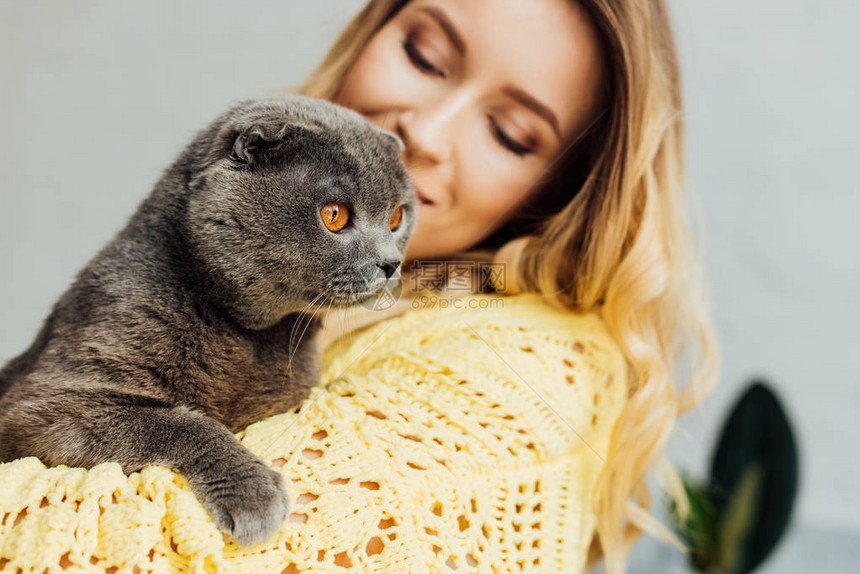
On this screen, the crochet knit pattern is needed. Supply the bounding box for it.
[0,292,627,573]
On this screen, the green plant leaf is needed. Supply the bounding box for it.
[716,463,764,573]
[709,380,799,574]
[670,475,718,572]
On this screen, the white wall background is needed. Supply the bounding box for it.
[2,1,857,570]
[651,1,860,570]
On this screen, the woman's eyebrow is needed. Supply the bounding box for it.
[501,85,562,140]
[418,5,466,56]
[417,5,561,141]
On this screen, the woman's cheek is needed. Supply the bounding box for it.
[339,46,396,107]
[473,174,536,237]
[356,37,417,99]
[467,173,517,226]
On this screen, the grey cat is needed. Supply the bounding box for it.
[0,96,416,545]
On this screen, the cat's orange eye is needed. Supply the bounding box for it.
[320,202,350,232]
[389,205,404,231]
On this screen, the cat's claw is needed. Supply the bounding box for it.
[197,464,291,546]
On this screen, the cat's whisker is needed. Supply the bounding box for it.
[346,288,356,348]
[288,293,327,381]
[287,297,314,372]
[337,298,351,354]
[335,304,345,353]
[288,292,326,379]
[337,300,347,357]
[289,295,327,365]
[288,294,319,351]
[323,293,337,355]
[322,295,335,348]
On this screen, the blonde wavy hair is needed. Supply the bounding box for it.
[284,1,721,572]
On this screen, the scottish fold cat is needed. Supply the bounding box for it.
[0,96,416,545]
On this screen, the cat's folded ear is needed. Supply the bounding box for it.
[230,129,269,165]
[220,123,320,166]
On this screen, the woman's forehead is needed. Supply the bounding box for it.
[399,0,605,141]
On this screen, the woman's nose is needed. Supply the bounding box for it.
[396,91,470,164]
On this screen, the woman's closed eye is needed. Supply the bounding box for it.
[402,34,534,158]
[403,34,445,78]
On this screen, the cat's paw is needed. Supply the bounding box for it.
[196,462,291,546]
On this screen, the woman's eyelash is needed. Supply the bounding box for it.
[491,121,532,157]
[402,35,533,158]
[402,36,444,77]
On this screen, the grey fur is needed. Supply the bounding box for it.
[0,96,416,545]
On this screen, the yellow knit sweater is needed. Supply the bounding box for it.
[0,292,627,573]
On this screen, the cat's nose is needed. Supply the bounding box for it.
[378,260,401,280]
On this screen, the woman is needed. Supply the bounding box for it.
[0,1,719,572]
[292,0,720,570]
